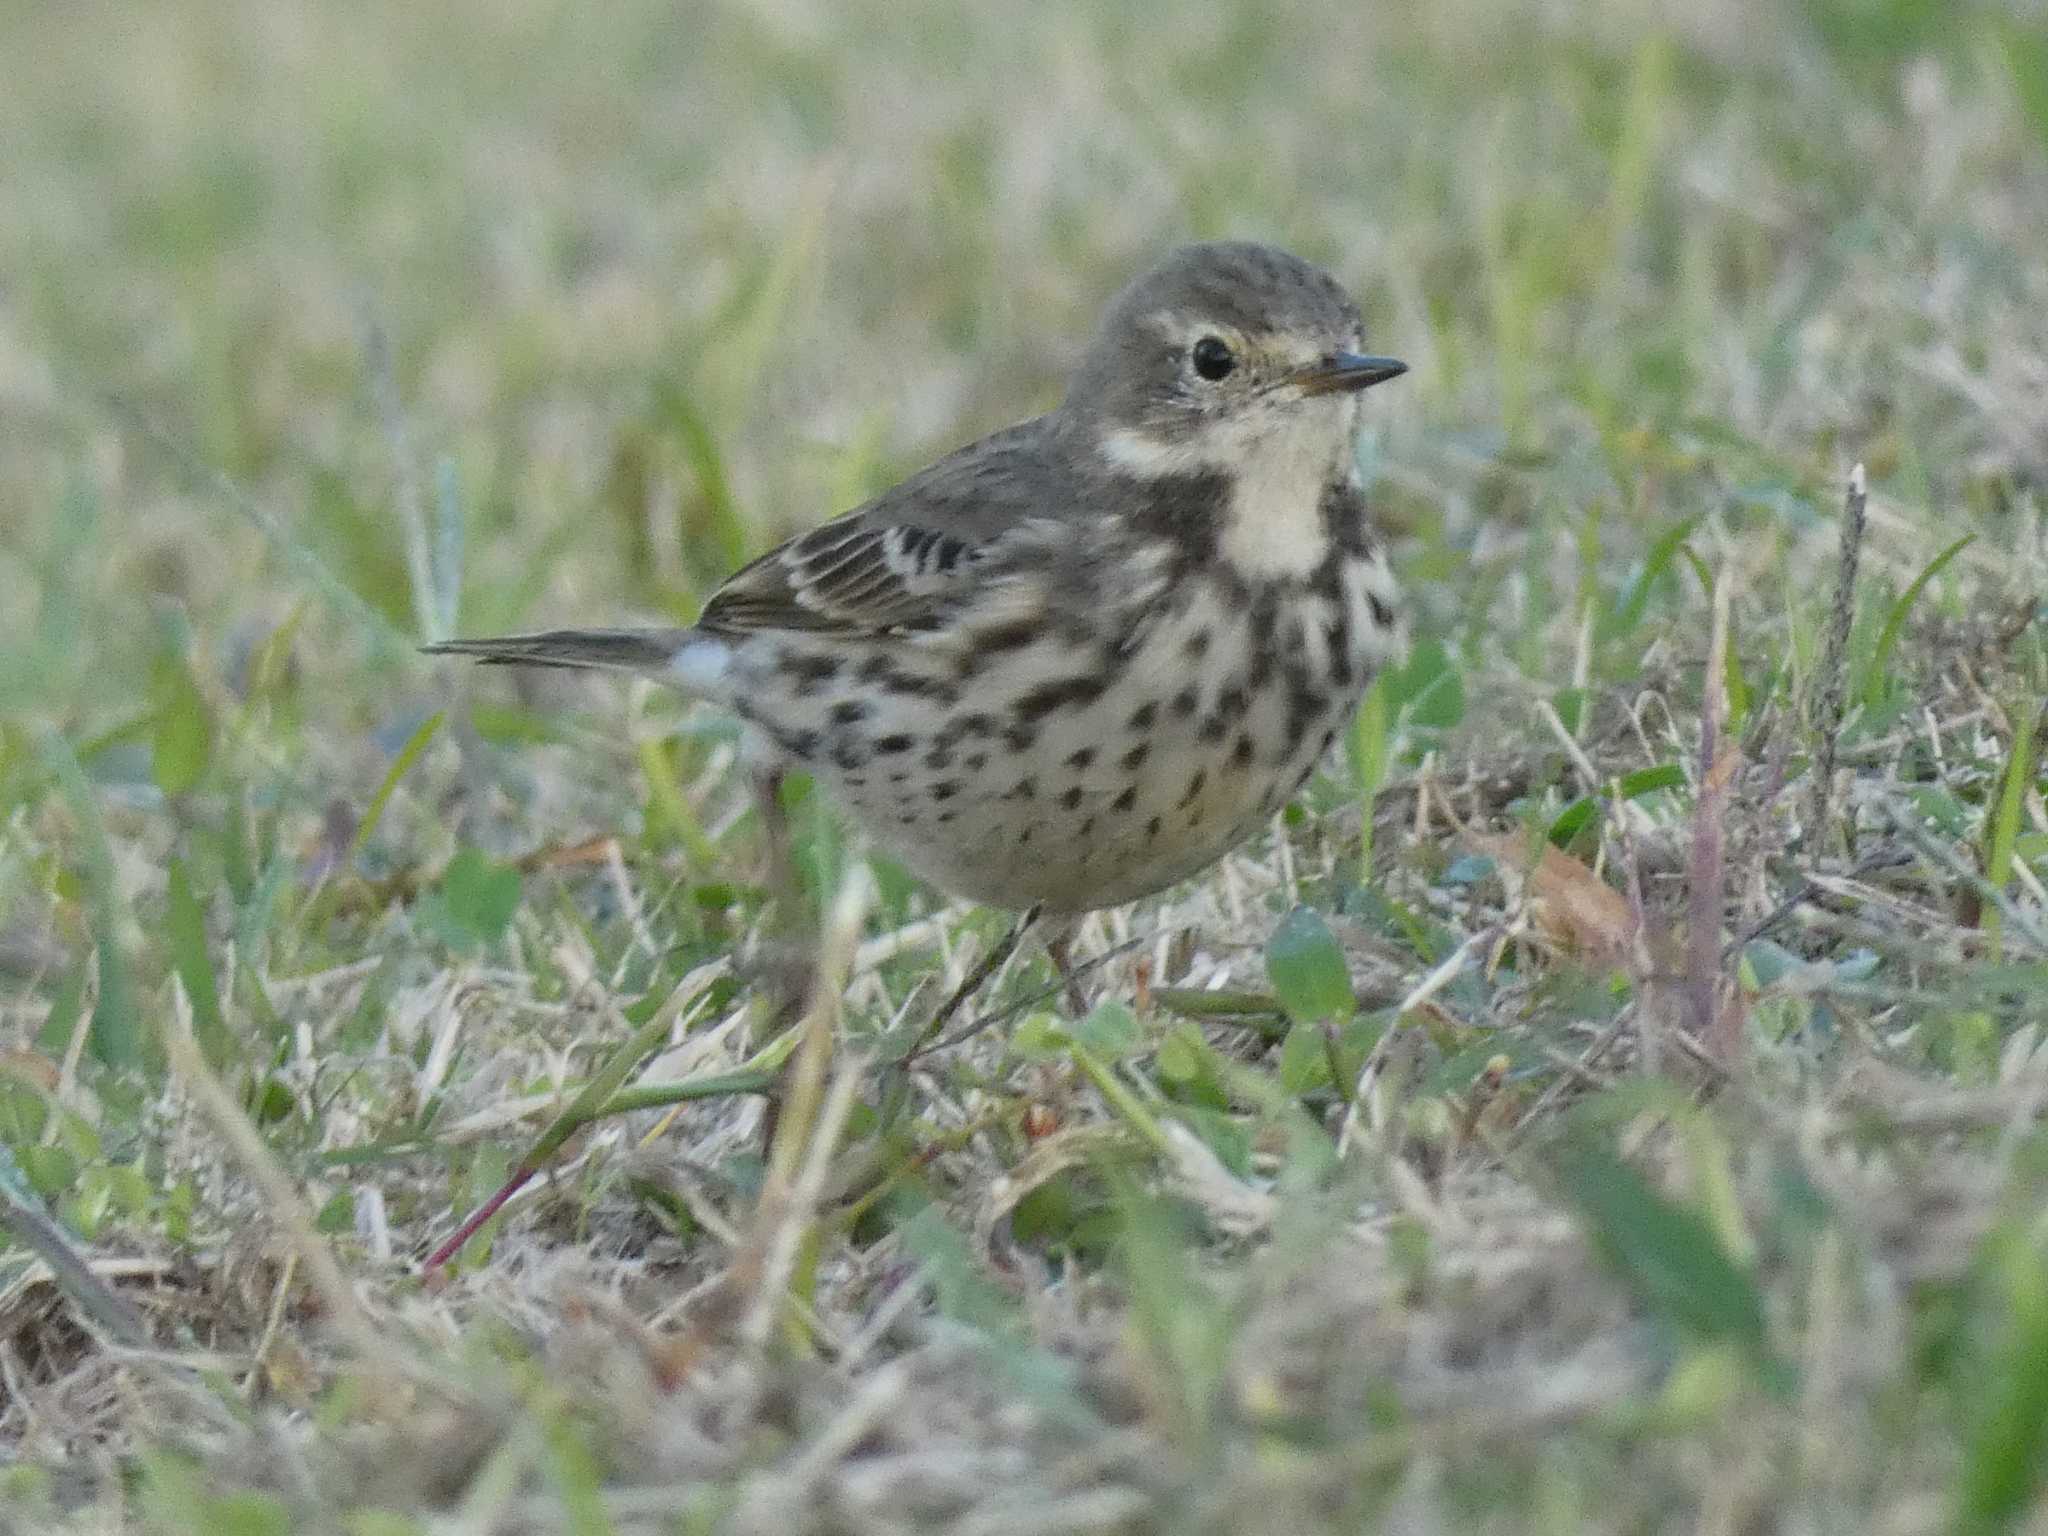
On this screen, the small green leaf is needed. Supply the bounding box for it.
[50,1109,99,1164]
[254,1077,297,1125]
[1155,1022,1229,1111]
[17,1143,76,1200]
[1547,797,1599,847]
[1073,1000,1140,1058]
[106,1161,150,1216]
[1156,1023,1203,1084]
[1265,906,1355,1026]
[1391,638,1465,728]
[315,1189,356,1234]
[66,1174,112,1239]
[1551,765,1684,846]
[1007,1012,1067,1060]
[0,1080,49,1146]
[1277,1020,1332,1094]
[1009,1174,1086,1248]
[439,848,522,947]
[163,1178,196,1244]
[1616,763,1685,798]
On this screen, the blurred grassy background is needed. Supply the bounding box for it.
[3,0,2048,1529]
[6,0,2040,717]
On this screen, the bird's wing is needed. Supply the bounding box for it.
[698,417,1072,642]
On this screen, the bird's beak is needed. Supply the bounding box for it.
[1293,352,1408,395]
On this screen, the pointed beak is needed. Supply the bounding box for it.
[1294,351,1408,396]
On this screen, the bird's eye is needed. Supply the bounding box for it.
[1190,336,1236,381]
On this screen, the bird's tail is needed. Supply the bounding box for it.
[422,627,698,677]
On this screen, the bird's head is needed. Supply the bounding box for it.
[1063,241,1405,488]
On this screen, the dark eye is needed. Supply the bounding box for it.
[1190,336,1235,381]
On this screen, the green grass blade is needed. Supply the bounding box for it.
[656,382,750,583]
[166,859,233,1068]
[348,711,445,870]
[1553,1132,1790,1395]
[1863,533,1975,706]
[1954,1222,2048,1534]
[1603,518,1697,644]
[35,730,140,1070]
[1981,702,2041,958]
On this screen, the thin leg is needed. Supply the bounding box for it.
[1044,920,1090,1017]
[749,765,812,1149]
[750,768,813,990]
[752,765,802,928]
[907,918,1155,1060]
[913,903,1042,1052]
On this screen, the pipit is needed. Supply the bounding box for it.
[428,242,1406,987]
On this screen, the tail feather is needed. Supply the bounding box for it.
[421,627,693,674]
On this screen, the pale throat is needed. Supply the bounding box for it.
[1099,399,1357,580]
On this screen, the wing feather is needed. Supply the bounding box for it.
[696,416,1073,642]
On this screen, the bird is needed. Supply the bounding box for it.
[427,241,1406,942]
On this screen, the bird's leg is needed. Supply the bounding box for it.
[749,765,815,1027]
[902,913,1147,1062]
[753,764,796,912]
[915,903,1043,1050]
[748,764,816,1154]
[1043,920,1091,1017]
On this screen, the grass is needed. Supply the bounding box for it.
[3,0,2048,1528]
